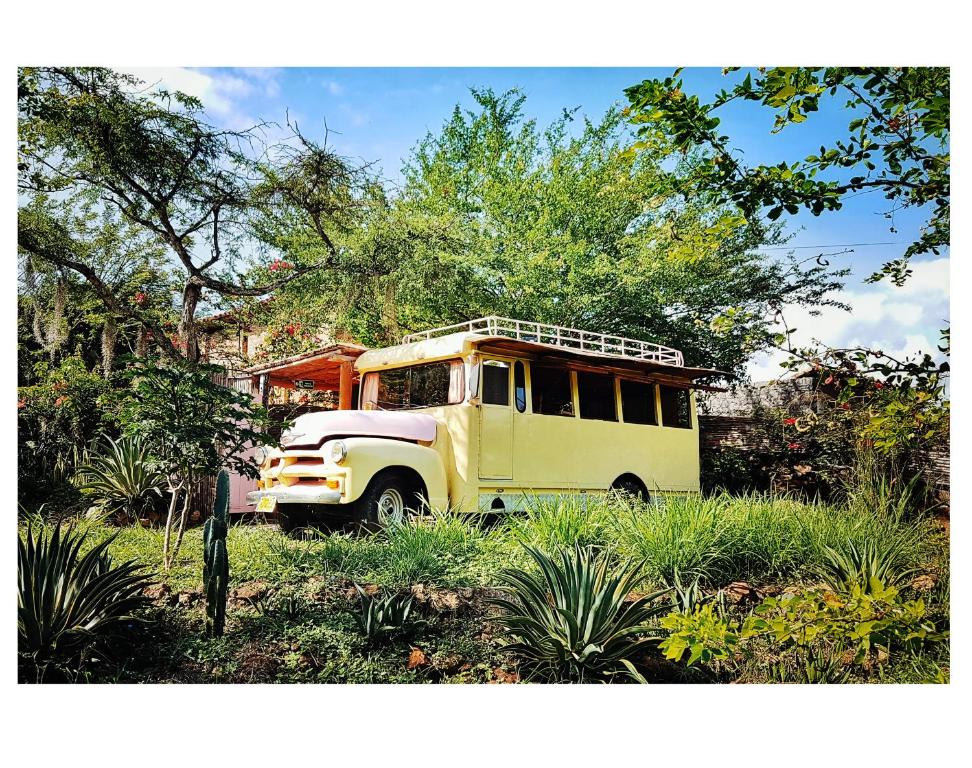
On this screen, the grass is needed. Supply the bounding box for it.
[20,488,948,684]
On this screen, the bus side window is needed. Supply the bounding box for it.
[514,361,526,412]
[482,361,510,406]
[620,380,657,425]
[531,365,573,416]
[577,371,617,421]
[659,385,691,428]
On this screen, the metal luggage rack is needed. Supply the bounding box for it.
[402,315,684,367]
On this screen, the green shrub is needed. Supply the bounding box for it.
[75,435,166,523]
[354,585,420,645]
[817,538,917,594]
[18,524,154,681]
[492,543,669,682]
[660,579,946,677]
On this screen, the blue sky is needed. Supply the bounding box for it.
[126,67,949,379]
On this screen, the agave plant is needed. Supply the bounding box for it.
[817,538,917,594]
[772,646,852,684]
[354,585,419,644]
[492,543,670,683]
[75,435,165,522]
[18,524,154,679]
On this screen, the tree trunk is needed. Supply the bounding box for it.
[170,480,194,570]
[179,279,203,362]
[101,316,117,377]
[162,485,181,571]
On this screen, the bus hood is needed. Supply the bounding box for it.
[280,410,438,449]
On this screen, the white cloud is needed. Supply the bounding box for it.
[746,257,949,381]
[118,67,268,130]
[324,80,344,96]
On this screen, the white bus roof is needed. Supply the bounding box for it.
[355,317,727,389]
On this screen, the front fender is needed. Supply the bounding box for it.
[342,437,449,508]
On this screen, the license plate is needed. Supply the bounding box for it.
[256,495,278,513]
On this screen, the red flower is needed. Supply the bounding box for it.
[54,396,66,407]
[840,402,851,410]
[269,260,293,273]
[787,442,801,450]
[874,381,884,389]
[284,324,296,336]
[133,291,147,305]
[783,417,797,426]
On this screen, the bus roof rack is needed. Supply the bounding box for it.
[401,315,684,367]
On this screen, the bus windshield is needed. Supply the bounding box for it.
[367,359,465,410]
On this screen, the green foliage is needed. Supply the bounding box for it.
[74,435,165,522]
[661,579,944,675]
[668,568,706,614]
[354,585,418,645]
[18,524,154,680]
[265,88,843,375]
[660,602,738,666]
[817,539,917,594]
[119,358,280,485]
[492,543,669,682]
[17,355,109,511]
[203,470,231,637]
[626,67,949,285]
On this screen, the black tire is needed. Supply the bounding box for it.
[277,504,308,535]
[355,470,424,527]
[610,476,649,504]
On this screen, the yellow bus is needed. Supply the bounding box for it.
[247,317,721,529]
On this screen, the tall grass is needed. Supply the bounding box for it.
[503,495,612,553]
[611,491,933,588]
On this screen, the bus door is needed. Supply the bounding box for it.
[478,359,514,479]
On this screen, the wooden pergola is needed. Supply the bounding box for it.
[244,343,369,410]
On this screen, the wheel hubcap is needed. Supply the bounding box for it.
[377,488,406,524]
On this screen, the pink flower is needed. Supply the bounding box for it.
[787,442,801,451]
[54,396,66,407]
[17,399,26,409]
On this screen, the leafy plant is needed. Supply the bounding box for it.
[817,538,917,594]
[18,524,154,680]
[203,469,230,637]
[75,434,165,522]
[772,646,851,684]
[492,543,669,683]
[354,585,419,645]
[505,495,611,553]
[661,579,945,675]
[668,568,706,614]
[660,602,739,667]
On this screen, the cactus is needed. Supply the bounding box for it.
[203,469,230,637]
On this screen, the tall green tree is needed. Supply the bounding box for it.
[277,89,844,374]
[18,67,372,361]
[625,67,949,286]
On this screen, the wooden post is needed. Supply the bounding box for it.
[338,361,353,410]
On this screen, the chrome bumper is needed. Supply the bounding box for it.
[247,486,343,506]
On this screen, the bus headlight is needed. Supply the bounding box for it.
[329,440,348,465]
[254,446,268,467]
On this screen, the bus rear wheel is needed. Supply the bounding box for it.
[610,475,649,503]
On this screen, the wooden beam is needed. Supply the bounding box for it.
[338,361,353,410]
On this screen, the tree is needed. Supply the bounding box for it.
[18,67,372,361]
[118,359,281,570]
[625,68,949,286]
[274,89,844,374]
